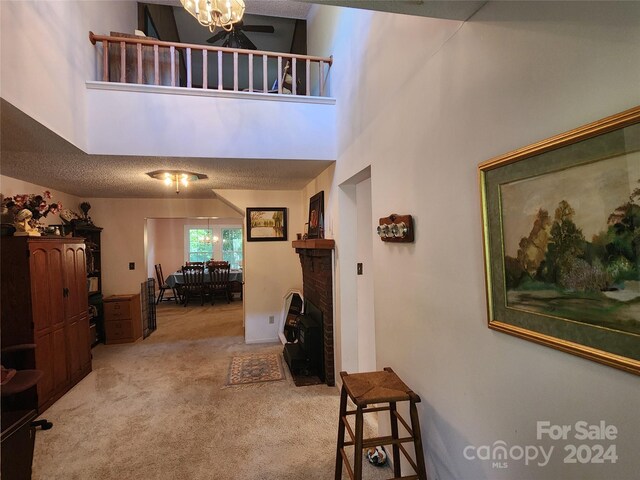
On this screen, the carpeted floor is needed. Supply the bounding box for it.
[32,301,391,479]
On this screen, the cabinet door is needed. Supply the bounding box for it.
[30,244,65,336]
[64,245,88,322]
[30,242,68,407]
[64,244,90,379]
[67,315,92,378]
[35,333,54,405]
[51,324,68,396]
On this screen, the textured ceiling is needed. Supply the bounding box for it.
[1,99,332,198]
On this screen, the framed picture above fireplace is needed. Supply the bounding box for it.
[246,207,288,242]
[307,191,324,239]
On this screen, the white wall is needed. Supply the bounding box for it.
[217,190,304,343]
[0,0,137,150]
[86,87,337,160]
[308,2,640,479]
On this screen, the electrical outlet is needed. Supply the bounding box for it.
[357,263,363,275]
[269,315,275,324]
[129,262,135,270]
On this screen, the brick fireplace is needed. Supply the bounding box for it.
[293,239,335,386]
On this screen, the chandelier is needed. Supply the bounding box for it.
[146,170,208,194]
[180,0,245,33]
[201,218,219,245]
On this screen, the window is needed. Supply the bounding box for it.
[187,228,214,263]
[222,228,243,269]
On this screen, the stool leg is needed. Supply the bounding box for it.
[409,401,428,480]
[334,384,348,480]
[389,401,402,478]
[353,406,364,480]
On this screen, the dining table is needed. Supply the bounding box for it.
[165,268,243,288]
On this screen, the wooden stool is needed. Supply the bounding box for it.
[335,368,427,480]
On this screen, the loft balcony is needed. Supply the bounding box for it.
[86,32,336,160]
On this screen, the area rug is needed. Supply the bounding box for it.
[226,353,285,386]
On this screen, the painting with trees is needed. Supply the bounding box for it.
[480,106,640,374]
[501,157,640,336]
[246,207,287,242]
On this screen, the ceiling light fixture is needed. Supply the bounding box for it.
[146,170,208,194]
[201,217,219,245]
[180,0,245,33]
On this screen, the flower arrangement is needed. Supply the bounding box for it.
[1,191,62,226]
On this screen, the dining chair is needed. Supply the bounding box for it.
[209,264,231,304]
[154,263,180,305]
[154,264,180,304]
[206,260,229,270]
[181,265,207,306]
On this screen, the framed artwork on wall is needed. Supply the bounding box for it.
[307,191,324,239]
[246,207,288,242]
[479,105,640,375]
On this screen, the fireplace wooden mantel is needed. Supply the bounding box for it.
[291,239,335,251]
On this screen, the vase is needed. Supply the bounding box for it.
[0,223,16,237]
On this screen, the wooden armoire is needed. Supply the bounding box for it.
[1,237,92,412]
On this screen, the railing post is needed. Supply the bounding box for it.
[291,57,297,95]
[306,59,311,96]
[218,51,223,91]
[137,43,143,84]
[120,41,126,83]
[202,50,208,89]
[233,51,238,91]
[170,45,176,87]
[186,47,192,88]
[102,40,109,82]
[319,60,325,97]
[154,45,159,86]
[277,56,283,95]
[263,55,268,93]
[248,53,254,92]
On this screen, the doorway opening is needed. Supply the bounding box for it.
[145,216,245,339]
[338,166,376,374]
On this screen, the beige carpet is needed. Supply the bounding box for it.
[32,301,392,479]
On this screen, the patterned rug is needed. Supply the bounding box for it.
[226,353,285,386]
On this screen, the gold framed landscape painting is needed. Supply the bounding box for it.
[479,106,640,375]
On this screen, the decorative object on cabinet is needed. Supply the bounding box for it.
[71,222,104,345]
[246,207,287,242]
[1,224,16,237]
[479,105,640,376]
[1,191,62,236]
[103,294,143,344]
[307,191,324,239]
[377,214,414,243]
[0,237,92,412]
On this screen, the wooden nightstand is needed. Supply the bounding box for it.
[103,294,142,344]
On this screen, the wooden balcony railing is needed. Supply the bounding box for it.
[89,32,333,97]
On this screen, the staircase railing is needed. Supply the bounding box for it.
[89,32,333,97]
